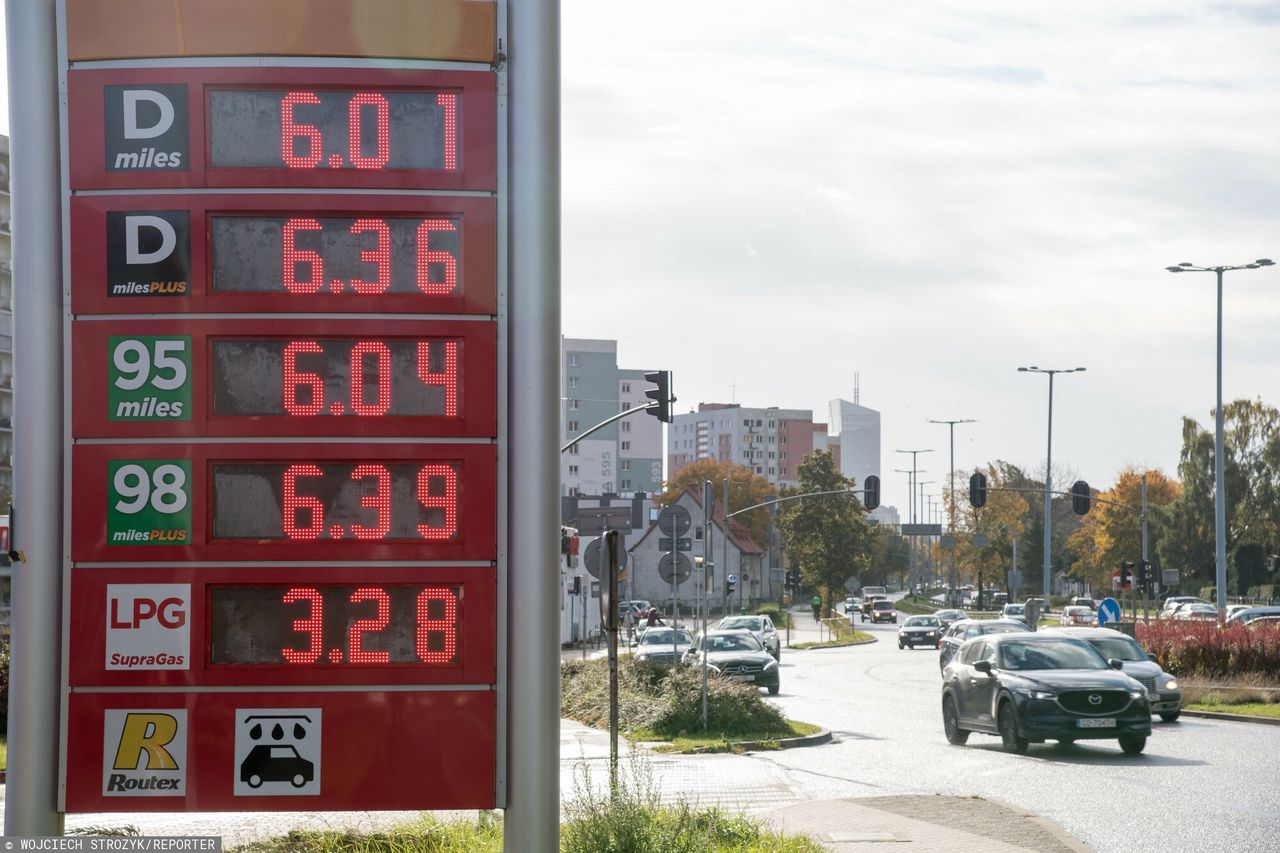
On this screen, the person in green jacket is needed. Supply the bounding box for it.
[811,594,822,622]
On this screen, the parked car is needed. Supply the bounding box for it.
[938,618,1033,673]
[1059,606,1095,627]
[1161,596,1209,618]
[631,627,694,670]
[618,600,653,622]
[1047,627,1183,722]
[1246,615,1280,629]
[898,615,943,649]
[1173,602,1218,621]
[682,629,780,694]
[717,614,781,659]
[933,609,967,629]
[869,599,898,624]
[1225,605,1280,625]
[941,632,1152,755]
[1069,597,1096,611]
[1001,603,1032,626]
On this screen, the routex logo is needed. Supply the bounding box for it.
[104,85,189,171]
[102,710,187,796]
[106,211,190,298]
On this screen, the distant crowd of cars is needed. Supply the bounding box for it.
[622,602,782,695]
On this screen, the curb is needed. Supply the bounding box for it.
[789,636,878,650]
[1179,708,1280,726]
[658,727,833,754]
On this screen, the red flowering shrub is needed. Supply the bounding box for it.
[1137,620,1280,679]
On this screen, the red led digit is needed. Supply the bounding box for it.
[282,218,324,294]
[416,464,459,540]
[349,219,391,294]
[347,587,392,663]
[349,464,391,539]
[417,340,459,417]
[283,340,325,415]
[283,463,325,539]
[439,93,457,171]
[282,587,324,663]
[415,587,458,664]
[348,92,391,170]
[281,92,323,169]
[349,341,392,416]
[416,219,458,296]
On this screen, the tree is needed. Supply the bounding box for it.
[656,459,776,549]
[1067,467,1181,592]
[954,462,1031,595]
[776,451,875,615]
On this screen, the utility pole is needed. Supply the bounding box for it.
[928,418,976,596]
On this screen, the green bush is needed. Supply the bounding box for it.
[755,603,788,627]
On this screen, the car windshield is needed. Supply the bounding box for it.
[641,630,692,646]
[1004,605,1025,614]
[981,622,1030,635]
[720,617,762,631]
[1085,636,1146,662]
[873,601,893,609]
[905,617,939,627]
[999,639,1107,671]
[936,610,961,619]
[705,633,763,652]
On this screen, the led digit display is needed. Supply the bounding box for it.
[211,215,460,297]
[208,89,457,171]
[211,461,460,542]
[210,338,459,418]
[208,585,461,666]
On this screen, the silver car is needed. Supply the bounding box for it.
[1049,627,1182,722]
[716,614,781,660]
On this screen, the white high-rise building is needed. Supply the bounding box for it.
[829,397,880,489]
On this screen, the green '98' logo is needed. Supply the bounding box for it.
[108,460,192,545]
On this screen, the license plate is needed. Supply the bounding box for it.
[728,674,755,682]
[1077,718,1116,728]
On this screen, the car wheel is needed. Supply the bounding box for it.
[1160,711,1180,723]
[898,640,904,649]
[998,703,1028,755]
[767,683,780,695]
[942,696,969,745]
[292,773,307,788]
[1119,735,1147,755]
[247,774,263,789]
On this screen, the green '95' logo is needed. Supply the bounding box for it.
[108,460,191,545]
[109,337,191,421]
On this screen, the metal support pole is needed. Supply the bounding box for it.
[1044,371,1054,601]
[1141,474,1150,623]
[5,0,65,835]
[722,476,729,617]
[505,0,560,847]
[1214,269,1227,617]
[702,480,712,730]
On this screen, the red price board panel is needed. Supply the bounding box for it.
[69,193,497,315]
[66,690,495,811]
[70,318,496,439]
[70,443,496,563]
[67,67,496,191]
[68,565,496,688]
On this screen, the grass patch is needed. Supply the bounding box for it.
[790,634,873,650]
[1186,701,1280,719]
[634,720,822,754]
[1180,674,1280,706]
[230,813,503,852]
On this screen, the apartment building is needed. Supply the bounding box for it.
[667,403,818,489]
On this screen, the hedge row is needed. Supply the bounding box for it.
[1137,620,1280,679]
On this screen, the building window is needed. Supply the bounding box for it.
[622,479,632,489]
[781,452,788,460]
[568,354,578,366]
[621,441,631,450]
[569,399,580,410]
[781,468,788,477]
[568,443,579,455]
[768,451,775,459]
[769,467,775,475]
[620,460,631,471]
[768,420,775,428]
[568,486,579,496]
[743,419,751,427]
[755,419,763,426]
[755,466,763,474]
[621,383,630,393]
[696,528,703,540]
[568,420,579,432]
[621,402,631,411]
[568,465,579,476]
[567,376,580,389]
[768,436,775,443]
[621,422,631,432]
[780,436,788,444]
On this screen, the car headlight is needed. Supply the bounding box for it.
[634,653,650,662]
[763,659,778,671]
[1014,687,1056,700]
[1129,688,1147,699]
[1162,678,1179,691]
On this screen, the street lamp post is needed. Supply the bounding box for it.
[1166,259,1274,619]
[1017,366,1086,602]
[917,483,934,587]
[928,418,976,594]
[895,448,933,594]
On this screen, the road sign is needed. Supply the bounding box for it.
[1098,597,1122,626]
[843,577,858,593]
[1111,568,1132,591]
[940,534,956,547]
[971,533,989,547]
[727,573,738,583]
[584,534,629,579]
[657,504,691,537]
[1162,569,1180,587]
[658,537,692,552]
[575,505,633,536]
[57,2,500,814]
[901,523,942,536]
[658,553,693,585]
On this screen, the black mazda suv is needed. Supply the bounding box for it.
[941,632,1151,755]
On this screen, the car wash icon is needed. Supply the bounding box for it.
[235,710,321,795]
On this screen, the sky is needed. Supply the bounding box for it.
[2,3,1278,516]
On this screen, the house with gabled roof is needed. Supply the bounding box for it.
[627,486,769,612]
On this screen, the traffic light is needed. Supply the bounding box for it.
[969,472,987,508]
[570,576,581,595]
[726,576,737,595]
[1071,480,1091,515]
[1119,561,1134,589]
[786,566,800,590]
[1137,560,1151,586]
[644,370,673,423]
[863,475,880,511]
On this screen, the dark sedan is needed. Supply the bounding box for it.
[938,618,1032,673]
[682,630,780,695]
[898,615,943,649]
[941,632,1152,755]
[933,609,967,629]
[631,628,694,670]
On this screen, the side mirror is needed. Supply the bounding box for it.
[973,660,993,674]
[1109,658,1124,670]
[1147,652,1157,662]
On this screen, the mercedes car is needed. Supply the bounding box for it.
[941,632,1151,755]
[1048,627,1182,722]
[682,629,780,695]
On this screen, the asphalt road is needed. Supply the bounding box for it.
[768,608,1280,853]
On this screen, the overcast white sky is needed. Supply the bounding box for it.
[2,4,1277,515]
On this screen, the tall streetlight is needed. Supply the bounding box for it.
[1017,366,1086,601]
[1166,259,1275,618]
[895,448,933,593]
[917,482,934,587]
[893,468,916,591]
[928,418,976,593]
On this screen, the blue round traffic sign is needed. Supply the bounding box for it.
[1097,597,1121,626]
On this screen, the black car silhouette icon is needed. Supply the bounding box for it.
[240,744,314,789]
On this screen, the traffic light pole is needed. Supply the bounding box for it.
[559,401,660,453]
